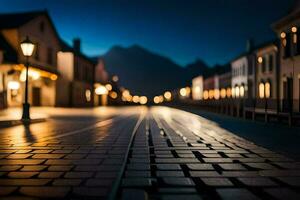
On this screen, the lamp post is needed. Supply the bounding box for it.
[20,36,35,121]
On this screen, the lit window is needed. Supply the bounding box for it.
[220,88,226,98]
[203,90,209,100]
[235,86,240,98]
[265,82,271,98]
[208,90,214,99]
[226,88,232,98]
[259,83,265,98]
[85,90,91,102]
[214,89,220,100]
[240,86,245,97]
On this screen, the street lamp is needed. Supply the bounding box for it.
[20,36,35,121]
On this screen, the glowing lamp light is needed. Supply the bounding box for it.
[8,81,20,90]
[105,84,112,91]
[203,90,209,100]
[20,37,35,57]
[214,89,220,100]
[164,91,172,101]
[95,85,108,95]
[240,86,245,97]
[280,32,286,39]
[257,57,263,64]
[153,96,160,104]
[109,91,118,99]
[159,95,164,103]
[112,75,119,82]
[208,90,214,99]
[139,96,148,105]
[220,88,226,98]
[132,95,140,103]
[50,74,58,81]
[85,90,91,102]
[180,88,187,97]
[226,88,232,98]
[292,26,297,33]
[122,90,130,98]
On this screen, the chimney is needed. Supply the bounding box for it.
[73,38,81,53]
[246,38,254,53]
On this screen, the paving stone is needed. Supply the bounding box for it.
[217,188,259,200]
[0,187,17,196]
[126,171,151,177]
[122,178,152,187]
[32,154,65,159]
[274,162,300,169]
[31,150,53,154]
[156,164,181,170]
[277,177,300,186]
[127,164,150,170]
[155,158,199,163]
[238,177,277,186]
[6,154,33,159]
[203,158,233,163]
[47,165,73,171]
[156,171,185,177]
[202,153,222,158]
[0,179,50,186]
[245,163,276,170]
[190,171,221,177]
[187,164,214,170]
[219,163,247,170]
[64,172,94,178]
[8,172,39,178]
[259,170,300,177]
[221,171,259,177]
[122,189,148,200]
[85,178,114,186]
[161,194,202,200]
[21,165,47,172]
[52,179,82,186]
[52,150,73,154]
[38,172,64,178]
[163,177,195,186]
[96,171,118,178]
[0,159,45,165]
[201,178,234,186]
[0,165,22,171]
[264,188,300,200]
[158,188,198,193]
[20,186,70,198]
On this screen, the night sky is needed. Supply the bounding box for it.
[0,0,293,66]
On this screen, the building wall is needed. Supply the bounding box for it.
[255,44,278,99]
[192,76,203,100]
[231,56,248,98]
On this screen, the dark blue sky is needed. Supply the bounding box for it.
[0,0,293,66]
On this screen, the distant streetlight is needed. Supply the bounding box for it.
[20,36,35,121]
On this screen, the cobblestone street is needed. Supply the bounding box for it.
[0,106,300,199]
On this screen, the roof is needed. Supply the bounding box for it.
[272,2,300,31]
[0,33,17,63]
[0,10,47,29]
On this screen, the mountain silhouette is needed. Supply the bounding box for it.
[100,44,226,97]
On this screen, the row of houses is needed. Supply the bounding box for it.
[187,4,300,122]
[0,10,112,109]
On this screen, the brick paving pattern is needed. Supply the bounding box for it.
[0,107,299,199]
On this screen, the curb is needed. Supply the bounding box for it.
[0,118,46,128]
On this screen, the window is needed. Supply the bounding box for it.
[47,47,53,65]
[39,22,45,33]
[284,33,291,58]
[262,56,266,73]
[269,54,273,72]
[34,43,39,60]
[259,82,265,98]
[265,82,271,98]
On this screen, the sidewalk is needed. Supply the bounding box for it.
[0,107,47,128]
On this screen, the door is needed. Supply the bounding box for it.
[32,87,41,106]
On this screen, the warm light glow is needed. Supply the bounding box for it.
[214,89,220,100]
[50,74,58,81]
[235,86,240,98]
[126,95,132,102]
[259,83,265,98]
[293,34,298,44]
[109,91,118,99]
[164,91,172,101]
[20,69,40,81]
[139,96,148,105]
[232,87,235,98]
[132,95,140,103]
[220,88,226,98]
[226,88,232,98]
[95,85,108,95]
[240,86,245,97]
[153,96,160,104]
[192,86,201,100]
[280,32,286,38]
[185,87,191,96]
[258,56,263,63]
[85,90,91,102]
[203,90,209,100]
[112,75,119,82]
[208,90,214,99]
[265,82,271,98]
[180,88,187,97]
[105,84,112,91]
[122,90,130,98]
[292,26,297,33]
[159,95,164,103]
[20,37,35,57]
[7,81,20,90]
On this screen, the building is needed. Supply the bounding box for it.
[0,11,60,108]
[254,41,279,101]
[272,2,300,112]
[56,38,95,107]
[231,40,255,99]
[218,71,232,99]
[192,76,203,100]
[203,75,219,100]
